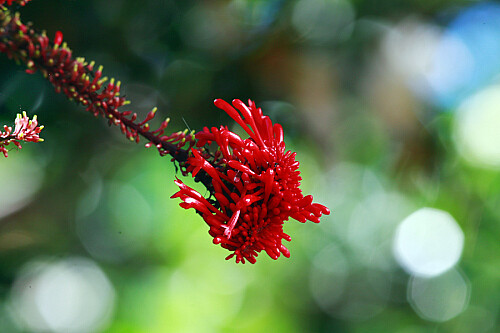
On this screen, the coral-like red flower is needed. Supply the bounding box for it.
[1,2,329,265]
[0,111,44,157]
[172,99,330,263]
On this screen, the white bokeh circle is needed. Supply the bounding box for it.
[10,257,115,333]
[393,208,464,277]
[408,268,470,322]
[0,154,43,219]
[454,85,500,168]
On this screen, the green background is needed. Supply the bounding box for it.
[0,0,498,332]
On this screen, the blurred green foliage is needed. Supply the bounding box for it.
[0,0,499,332]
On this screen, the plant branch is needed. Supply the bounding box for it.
[0,5,194,166]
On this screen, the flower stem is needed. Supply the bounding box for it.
[0,5,192,165]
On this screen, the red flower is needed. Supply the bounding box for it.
[172,99,330,264]
[0,111,44,157]
[1,3,329,264]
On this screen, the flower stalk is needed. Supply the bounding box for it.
[0,4,195,167]
[0,1,330,264]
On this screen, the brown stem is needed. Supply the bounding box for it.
[0,5,219,191]
[116,112,190,164]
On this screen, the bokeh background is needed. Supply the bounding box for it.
[1,0,499,332]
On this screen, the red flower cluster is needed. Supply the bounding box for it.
[0,111,44,157]
[1,3,330,265]
[0,8,195,162]
[172,99,330,263]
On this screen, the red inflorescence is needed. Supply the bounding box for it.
[1,3,330,265]
[172,99,330,264]
[0,111,44,157]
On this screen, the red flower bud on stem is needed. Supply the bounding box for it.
[0,6,196,168]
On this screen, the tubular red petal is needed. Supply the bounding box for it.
[232,99,265,148]
[54,31,63,46]
[214,99,252,136]
[273,123,284,143]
